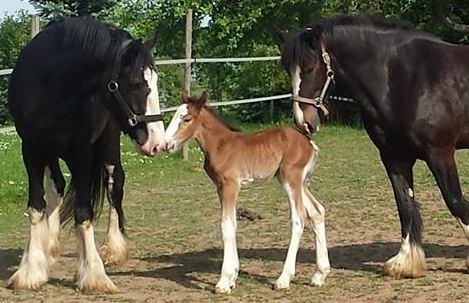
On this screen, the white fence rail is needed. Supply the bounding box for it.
[0,56,297,113]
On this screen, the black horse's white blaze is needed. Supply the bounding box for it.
[139,67,165,156]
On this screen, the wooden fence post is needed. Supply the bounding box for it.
[182,9,193,161]
[31,15,40,38]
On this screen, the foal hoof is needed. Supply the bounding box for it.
[273,275,291,290]
[311,272,327,286]
[215,279,234,294]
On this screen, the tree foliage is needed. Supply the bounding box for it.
[29,0,116,17]
[0,1,469,125]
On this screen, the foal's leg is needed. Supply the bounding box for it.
[8,143,49,289]
[424,147,469,269]
[274,179,306,290]
[100,162,127,266]
[68,151,116,293]
[215,181,240,294]
[303,187,330,286]
[381,153,425,278]
[44,159,65,264]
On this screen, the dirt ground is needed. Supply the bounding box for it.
[2,128,469,302]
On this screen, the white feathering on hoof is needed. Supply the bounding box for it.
[382,235,426,279]
[77,220,117,293]
[7,208,49,290]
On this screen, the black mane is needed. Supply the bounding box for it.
[281,15,440,72]
[46,17,128,60]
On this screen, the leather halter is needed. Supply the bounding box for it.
[107,40,163,127]
[292,45,333,116]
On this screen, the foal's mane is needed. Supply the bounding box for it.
[203,106,241,132]
[186,95,240,132]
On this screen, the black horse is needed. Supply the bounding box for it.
[276,15,469,280]
[7,17,165,292]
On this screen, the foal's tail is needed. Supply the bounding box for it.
[60,159,106,226]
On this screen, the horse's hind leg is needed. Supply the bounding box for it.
[68,150,116,293]
[215,180,240,294]
[274,175,307,290]
[381,153,425,279]
[425,147,469,269]
[302,187,330,286]
[8,143,49,289]
[44,159,65,264]
[100,162,128,266]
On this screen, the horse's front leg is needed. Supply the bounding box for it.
[8,142,49,289]
[425,147,469,270]
[380,152,426,278]
[100,162,127,266]
[215,180,240,294]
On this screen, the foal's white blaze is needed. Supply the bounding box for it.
[164,104,189,153]
[140,68,165,156]
[274,182,305,290]
[216,213,238,294]
[100,164,127,265]
[291,65,305,127]
[77,220,116,293]
[8,208,49,289]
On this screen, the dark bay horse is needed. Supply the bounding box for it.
[164,92,330,293]
[276,15,469,279]
[7,17,165,292]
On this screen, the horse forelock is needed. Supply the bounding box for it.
[281,29,317,75]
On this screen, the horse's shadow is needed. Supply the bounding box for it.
[110,242,467,290]
[0,248,23,280]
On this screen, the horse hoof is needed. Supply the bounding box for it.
[273,276,290,290]
[78,274,117,294]
[382,247,426,279]
[7,268,48,290]
[215,279,234,294]
[311,272,327,286]
[99,243,128,266]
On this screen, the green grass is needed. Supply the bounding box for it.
[2,124,469,302]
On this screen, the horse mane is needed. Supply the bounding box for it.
[203,106,241,132]
[281,14,440,72]
[46,16,132,61]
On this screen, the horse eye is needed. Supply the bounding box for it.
[181,116,192,123]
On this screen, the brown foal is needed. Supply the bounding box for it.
[164,92,330,293]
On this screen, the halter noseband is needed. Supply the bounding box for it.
[108,40,163,127]
[292,45,333,116]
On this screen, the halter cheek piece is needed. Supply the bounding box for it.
[108,40,163,127]
[292,45,333,116]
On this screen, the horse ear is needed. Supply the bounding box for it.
[199,91,209,106]
[181,91,189,104]
[272,27,288,48]
[302,26,322,47]
[144,32,158,50]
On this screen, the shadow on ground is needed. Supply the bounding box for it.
[0,248,22,280]
[109,242,468,289]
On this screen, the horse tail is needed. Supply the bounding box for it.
[409,202,423,245]
[60,158,106,226]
